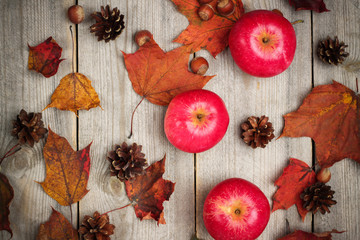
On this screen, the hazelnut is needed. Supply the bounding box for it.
[316,168,331,183]
[190,57,209,75]
[217,0,235,16]
[68,5,84,24]
[198,4,215,21]
[135,30,152,47]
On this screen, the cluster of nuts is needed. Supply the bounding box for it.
[198,0,235,21]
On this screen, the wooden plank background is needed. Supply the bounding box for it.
[0,0,358,239]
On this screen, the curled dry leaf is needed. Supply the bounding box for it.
[28,37,64,78]
[171,0,244,57]
[122,33,214,106]
[38,128,91,206]
[125,155,175,225]
[278,229,344,240]
[44,73,101,115]
[288,0,330,13]
[272,158,316,221]
[0,173,14,238]
[279,81,360,168]
[36,207,78,240]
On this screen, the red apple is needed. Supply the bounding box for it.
[164,89,229,153]
[203,178,270,240]
[229,9,296,78]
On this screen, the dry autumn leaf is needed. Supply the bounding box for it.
[122,33,214,106]
[44,73,101,115]
[0,173,14,238]
[280,81,360,168]
[28,37,64,78]
[36,207,78,240]
[272,158,316,221]
[125,155,175,225]
[171,0,244,58]
[288,0,330,13]
[38,128,91,206]
[278,229,343,240]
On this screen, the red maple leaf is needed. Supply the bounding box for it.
[28,37,64,78]
[125,155,175,225]
[171,0,244,58]
[272,158,316,221]
[278,229,344,240]
[279,81,360,168]
[288,0,330,13]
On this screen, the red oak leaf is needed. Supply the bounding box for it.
[0,173,14,238]
[125,155,175,225]
[171,0,244,58]
[36,207,78,240]
[28,37,64,78]
[38,128,91,206]
[278,229,344,240]
[280,81,360,168]
[288,0,330,13]
[272,158,316,221]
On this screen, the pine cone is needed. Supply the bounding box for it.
[300,182,337,214]
[317,36,349,65]
[107,142,148,182]
[240,116,275,148]
[12,109,48,147]
[90,5,125,42]
[79,211,115,240]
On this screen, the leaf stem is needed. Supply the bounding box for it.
[0,143,20,166]
[99,203,132,217]
[128,96,145,139]
[356,78,358,93]
[291,20,304,25]
[69,25,76,73]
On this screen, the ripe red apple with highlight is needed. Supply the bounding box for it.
[203,178,270,240]
[164,89,229,153]
[229,9,296,78]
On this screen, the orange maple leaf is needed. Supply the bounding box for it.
[280,81,360,168]
[122,33,214,106]
[0,173,14,238]
[38,128,91,206]
[278,229,343,240]
[125,155,175,225]
[272,158,316,221]
[171,0,244,58]
[28,37,64,78]
[44,73,101,115]
[36,207,78,240]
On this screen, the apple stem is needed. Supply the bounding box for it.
[291,20,304,25]
[128,96,146,139]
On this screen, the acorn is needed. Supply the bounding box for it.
[198,4,215,21]
[217,0,235,16]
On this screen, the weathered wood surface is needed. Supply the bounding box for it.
[0,0,358,239]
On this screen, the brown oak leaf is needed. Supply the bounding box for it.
[272,158,316,221]
[125,155,175,225]
[280,81,360,168]
[278,229,343,240]
[0,173,14,238]
[28,37,64,78]
[36,207,78,240]
[171,0,244,58]
[44,73,101,115]
[288,0,330,13]
[38,128,91,206]
[122,33,214,106]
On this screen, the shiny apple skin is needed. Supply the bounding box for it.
[164,89,229,153]
[229,10,296,78]
[203,178,270,240]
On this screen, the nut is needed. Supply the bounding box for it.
[217,0,235,16]
[316,168,331,183]
[135,30,152,47]
[198,4,215,21]
[68,5,85,24]
[190,57,209,75]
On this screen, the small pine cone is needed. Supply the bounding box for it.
[300,182,337,214]
[90,5,125,42]
[107,142,148,182]
[79,211,115,240]
[12,109,48,147]
[317,36,349,65]
[240,116,275,149]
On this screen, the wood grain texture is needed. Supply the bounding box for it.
[195,1,313,239]
[77,0,194,239]
[313,0,360,239]
[0,0,77,239]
